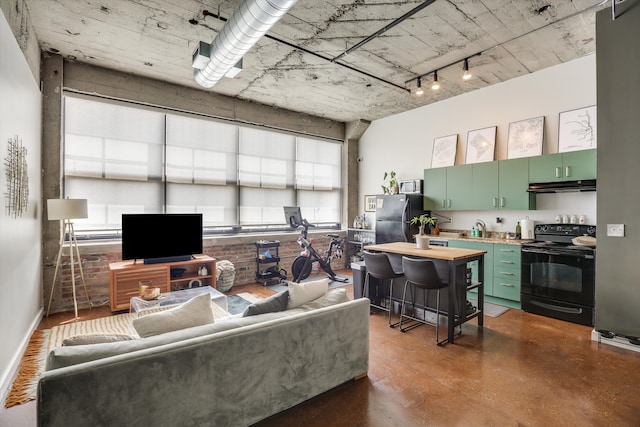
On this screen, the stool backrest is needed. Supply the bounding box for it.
[402,256,446,288]
[363,251,397,280]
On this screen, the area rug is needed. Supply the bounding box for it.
[4,292,258,408]
[467,299,510,318]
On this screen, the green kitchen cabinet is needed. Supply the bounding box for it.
[423,167,448,210]
[492,244,521,302]
[472,159,534,210]
[423,164,473,211]
[498,158,536,210]
[449,240,494,296]
[529,149,596,183]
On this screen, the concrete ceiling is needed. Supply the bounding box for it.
[23,0,607,123]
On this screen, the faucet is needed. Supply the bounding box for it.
[474,219,487,238]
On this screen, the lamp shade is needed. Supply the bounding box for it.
[47,199,88,220]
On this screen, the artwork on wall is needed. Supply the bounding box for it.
[431,134,458,168]
[558,105,597,152]
[4,135,29,217]
[507,116,545,159]
[465,126,496,164]
[364,195,376,212]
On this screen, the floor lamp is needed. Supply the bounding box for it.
[47,198,92,318]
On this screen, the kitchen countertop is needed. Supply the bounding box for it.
[426,234,534,246]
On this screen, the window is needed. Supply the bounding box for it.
[63,95,342,237]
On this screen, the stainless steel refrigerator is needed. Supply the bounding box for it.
[375,194,429,244]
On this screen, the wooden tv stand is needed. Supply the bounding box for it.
[108,255,216,312]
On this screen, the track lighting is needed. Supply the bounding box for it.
[431,70,440,90]
[416,77,424,96]
[463,58,472,80]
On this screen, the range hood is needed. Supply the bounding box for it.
[527,179,597,193]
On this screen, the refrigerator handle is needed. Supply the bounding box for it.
[402,198,410,242]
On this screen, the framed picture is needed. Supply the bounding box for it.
[431,134,458,168]
[364,195,376,212]
[558,105,597,153]
[466,126,496,164]
[507,116,545,159]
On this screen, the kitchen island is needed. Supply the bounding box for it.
[363,242,487,345]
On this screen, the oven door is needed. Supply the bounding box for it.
[521,247,595,307]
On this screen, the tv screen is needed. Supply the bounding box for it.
[122,213,203,263]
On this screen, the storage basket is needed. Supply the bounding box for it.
[216,260,236,292]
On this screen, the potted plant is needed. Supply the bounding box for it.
[381,171,399,194]
[410,214,436,249]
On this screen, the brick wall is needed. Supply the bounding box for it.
[44,230,346,314]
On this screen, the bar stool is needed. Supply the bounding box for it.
[400,256,449,344]
[363,251,404,327]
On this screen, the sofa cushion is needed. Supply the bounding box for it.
[132,293,215,338]
[243,290,289,317]
[46,288,350,370]
[287,278,329,309]
[62,333,137,346]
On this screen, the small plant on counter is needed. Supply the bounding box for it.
[381,171,399,194]
[410,214,436,235]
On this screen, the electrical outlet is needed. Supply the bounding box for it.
[496,217,503,224]
[607,224,625,237]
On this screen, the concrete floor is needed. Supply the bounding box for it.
[3,280,640,426]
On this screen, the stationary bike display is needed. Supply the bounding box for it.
[284,206,348,283]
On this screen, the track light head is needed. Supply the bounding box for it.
[416,77,424,96]
[463,58,472,80]
[431,70,440,90]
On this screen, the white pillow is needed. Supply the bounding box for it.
[132,293,215,338]
[287,278,329,309]
[62,333,137,346]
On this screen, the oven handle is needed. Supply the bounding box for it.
[530,299,583,315]
[522,247,594,259]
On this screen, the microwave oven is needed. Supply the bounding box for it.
[399,179,423,194]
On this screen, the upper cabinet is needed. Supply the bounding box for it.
[528,149,596,183]
[423,165,473,210]
[498,158,536,210]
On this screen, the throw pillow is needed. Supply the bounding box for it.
[242,291,289,317]
[287,278,329,309]
[62,333,138,346]
[132,293,215,338]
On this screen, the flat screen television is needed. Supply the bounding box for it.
[122,213,203,264]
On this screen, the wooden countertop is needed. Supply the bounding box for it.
[363,242,486,261]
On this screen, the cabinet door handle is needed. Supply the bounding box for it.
[500,249,514,252]
[500,283,515,287]
[492,197,497,207]
[500,271,515,276]
[555,167,561,178]
[499,260,514,264]
[565,166,571,177]
[441,199,446,209]
[500,197,505,207]
[447,199,451,208]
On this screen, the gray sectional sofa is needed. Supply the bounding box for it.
[37,289,370,427]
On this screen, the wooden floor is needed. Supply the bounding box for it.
[29,273,640,426]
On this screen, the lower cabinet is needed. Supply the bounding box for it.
[449,241,522,306]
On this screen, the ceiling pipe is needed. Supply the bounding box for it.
[194,0,298,88]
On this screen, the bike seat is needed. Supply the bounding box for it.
[327,234,340,239]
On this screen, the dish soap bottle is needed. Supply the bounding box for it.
[515,221,521,240]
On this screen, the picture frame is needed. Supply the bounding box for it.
[431,134,458,168]
[558,105,597,153]
[364,195,376,212]
[507,116,545,159]
[465,126,496,164]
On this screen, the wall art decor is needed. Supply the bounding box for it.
[4,135,29,217]
[465,126,496,164]
[558,105,597,153]
[364,195,376,212]
[507,116,545,159]
[431,134,458,168]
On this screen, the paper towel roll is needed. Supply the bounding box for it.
[520,219,535,240]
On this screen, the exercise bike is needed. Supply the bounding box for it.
[289,215,348,283]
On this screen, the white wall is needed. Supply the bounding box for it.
[0,10,42,398]
[359,55,597,234]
